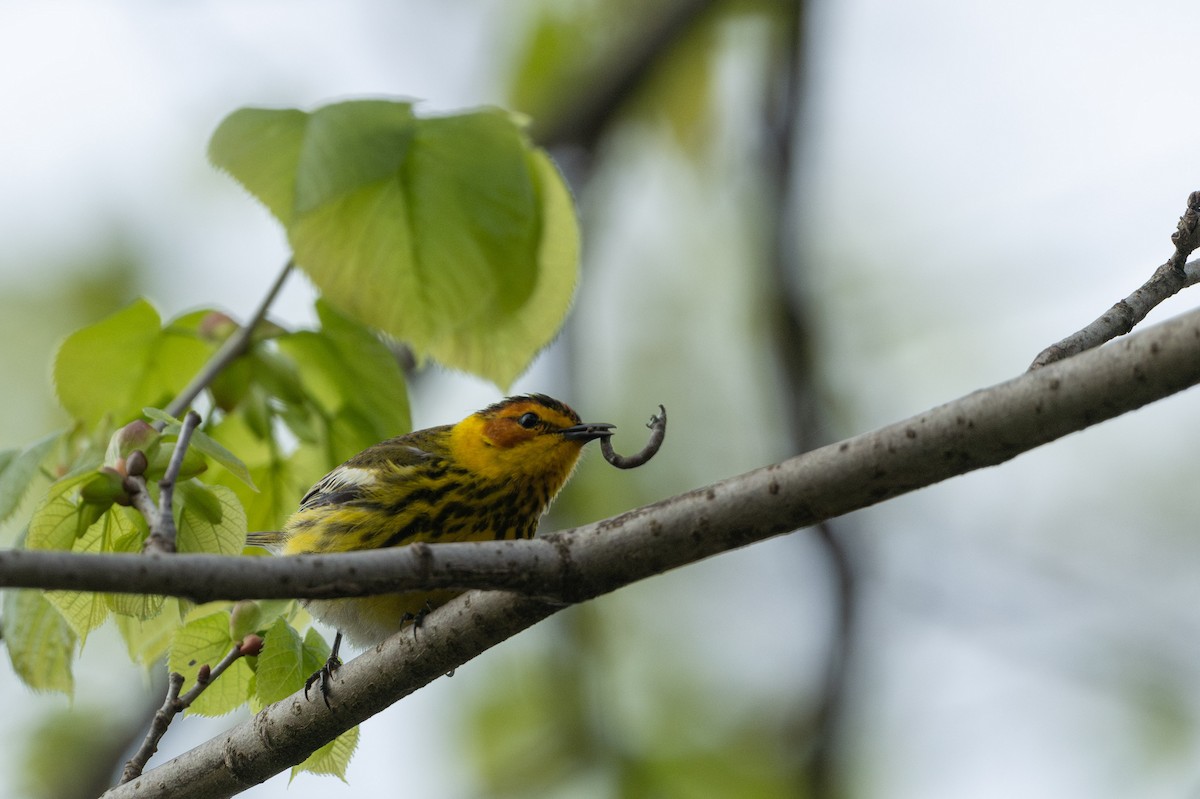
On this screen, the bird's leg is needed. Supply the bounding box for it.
[400,601,456,677]
[304,629,343,709]
[399,600,437,640]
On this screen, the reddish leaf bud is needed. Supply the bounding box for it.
[239,634,264,657]
[199,311,238,341]
[124,449,148,477]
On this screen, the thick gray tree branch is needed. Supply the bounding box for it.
[8,302,1200,605]
[0,541,570,600]
[99,303,1200,799]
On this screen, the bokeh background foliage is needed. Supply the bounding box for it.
[2,1,1200,798]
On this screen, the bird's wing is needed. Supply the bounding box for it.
[297,438,444,512]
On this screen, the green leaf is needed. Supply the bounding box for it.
[255,617,309,705]
[29,474,158,633]
[301,626,331,675]
[0,431,61,523]
[116,599,186,666]
[185,430,254,488]
[293,726,359,782]
[247,347,308,408]
[277,299,410,455]
[175,482,247,556]
[53,299,214,427]
[169,611,252,717]
[200,409,324,537]
[210,99,579,387]
[26,472,102,551]
[44,589,109,643]
[466,147,578,382]
[247,457,305,536]
[103,508,164,619]
[0,452,15,483]
[40,505,142,640]
[209,107,334,226]
[177,479,223,524]
[2,589,75,695]
[143,407,257,489]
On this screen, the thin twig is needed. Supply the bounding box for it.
[120,672,184,784]
[145,410,202,554]
[119,645,246,784]
[179,644,245,704]
[1030,192,1200,370]
[122,474,160,528]
[599,405,667,468]
[138,257,290,545]
[160,258,293,424]
[1168,190,1200,274]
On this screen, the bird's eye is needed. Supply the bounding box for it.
[516,412,540,429]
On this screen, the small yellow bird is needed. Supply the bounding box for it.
[248,394,613,693]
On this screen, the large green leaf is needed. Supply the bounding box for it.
[206,412,309,536]
[255,617,308,706]
[294,725,359,782]
[103,508,163,620]
[209,100,579,387]
[143,407,257,489]
[0,431,61,524]
[301,625,331,676]
[41,504,137,639]
[26,475,160,639]
[206,108,310,224]
[26,472,100,552]
[254,619,359,781]
[3,589,75,695]
[277,299,410,457]
[175,482,247,556]
[53,300,214,427]
[116,599,187,666]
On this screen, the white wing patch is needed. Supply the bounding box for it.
[329,466,378,487]
[299,465,379,511]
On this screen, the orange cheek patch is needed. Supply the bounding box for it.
[483,418,535,449]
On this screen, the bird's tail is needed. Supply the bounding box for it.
[245,530,285,553]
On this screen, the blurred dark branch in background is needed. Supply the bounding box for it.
[523,0,857,793]
[530,0,717,153]
[763,2,857,795]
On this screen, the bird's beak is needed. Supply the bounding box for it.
[561,422,615,442]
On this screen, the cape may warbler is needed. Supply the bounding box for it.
[248,394,613,689]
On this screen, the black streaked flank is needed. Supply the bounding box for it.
[383,482,462,517]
